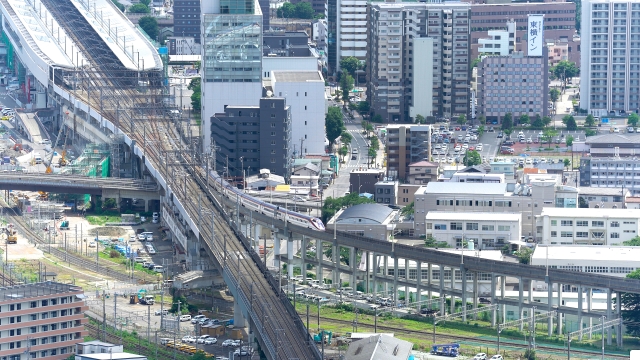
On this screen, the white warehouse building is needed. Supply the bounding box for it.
[425,212,522,249]
[536,208,640,245]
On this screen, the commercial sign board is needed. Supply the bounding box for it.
[528,15,544,57]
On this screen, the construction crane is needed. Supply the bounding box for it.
[46,111,69,174]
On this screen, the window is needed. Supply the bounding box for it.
[592,221,604,227]
[576,232,589,238]
[482,225,494,231]
[50,324,57,331]
[50,349,56,356]
[61,310,67,316]
[498,225,510,231]
[434,224,447,230]
[610,221,620,227]
[450,222,463,230]
[41,300,48,307]
[30,327,36,334]
[51,311,57,318]
[611,232,620,238]
[576,221,588,227]
[551,220,557,226]
[41,325,48,332]
[466,222,478,230]
[30,301,37,308]
[30,314,37,321]
[41,338,48,344]
[551,231,557,237]
[51,299,57,306]
[561,231,573,238]
[51,336,57,343]
[561,220,573,226]
[426,223,432,230]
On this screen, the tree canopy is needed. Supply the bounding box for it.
[340,57,361,78]
[629,113,640,127]
[111,0,125,11]
[457,114,467,125]
[128,3,150,13]
[549,88,561,103]
[585,114,596,127]
[325,107,344,148]
[551,60,579,84]
[322,192,375,223]
[542,128,558,146]
[340,74,354,103]
[501,113,513,131]
[531,114,544,129]
[566,135,574,147]
[562,115,577,130]
[188,77,201,113]
[621,268,640,336]
[463,150,482,166]
[138,16,158,40]
[277,2,314,18]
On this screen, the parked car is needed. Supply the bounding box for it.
[196,335,210,344]
[222,339,237,347]
[474,353,488,360]
[204,338,217,345]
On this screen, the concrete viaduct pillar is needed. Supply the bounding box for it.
[332,242,340,288]
[372,252,378,301]
[557,283,563,336]
[501,276,506,325]
[287,232,294,280]
[416,262,422,307]
[449,267,455,315]
[273,231,280,272]
[427,263,432,300]
[616,291,622,347]
[587,287,593,340]
[518,277,524,331]
[315,238,323,283]
[234,301,246,328]
[350,247,357,296]
[461,264,467,321]
[439,267,445,316]
[393,257,399,305]
[547,283,553,337]
[472,272,478,320]
[490,274,496,327]
[607,289,612,345]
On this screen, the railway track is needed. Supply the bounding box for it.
[304,312,628,359]
[37,1,320,358]
[0,198,134,282]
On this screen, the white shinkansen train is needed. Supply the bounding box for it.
[208,171,326,231]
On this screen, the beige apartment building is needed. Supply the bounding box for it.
[0,282,88,360]
[385,125,432,180]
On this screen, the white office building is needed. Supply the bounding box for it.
[579,0,640,116]
[477,20,516,56]
[271,71,327,155]
[536,207,640,245]
[425,212,522,249]
[334,0,367,72]
[531,245,640,278]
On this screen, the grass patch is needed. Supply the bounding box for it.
[97,248,161,277]
[86,215,122,226]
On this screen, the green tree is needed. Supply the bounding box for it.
[563,158,571,169]
[139,0,151,5]
[549,88,561,103]
[622,236,640,246]
[340,74,354,103]
[415,114,426,124]
[357,101,370,114]
[463,150,482,166]
[370,137,379,151]
[277,2,295,17]
[477,124,485,137]
[629,113,640,127]
[191,351,209,360]
[542,128,558,147]
[325,107,344,148]
[321,192,375,223]
[566,135,574,147]
[551,60,580,86]
[294,2,314,19]
[368,147,377,163]
[585,128,597,137]
[470,57,482,69]
[400,202,414,217]
[338,145,348,162]
[542,116,553,127]
[518,114,530,126]
[187,77,201,113]
[340,57,361,78]
[372,114,383,123]
[457,114,467,125]
[585,114,596,127]
[501,113,513,131]
[340,131,352,146]
[562,115,577,130]
[112,0,125,11]
[128,3,150,13]
[478,115,486,124]
[621,268,640,336]
[531,114,544,129]
[425,235,450,248]
[138,16,158,40]
[523,348,536,360]
[515,247,533,264]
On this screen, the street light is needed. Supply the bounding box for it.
[239,156,245,192]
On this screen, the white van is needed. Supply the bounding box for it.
[153,265,164,273]
[179,315,192,322]
[33,153,42,164]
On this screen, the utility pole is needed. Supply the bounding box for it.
[147,304,151,342]
[102,290,106,342]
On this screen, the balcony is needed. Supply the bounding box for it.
[388,54,401,59]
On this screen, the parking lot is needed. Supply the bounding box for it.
[431,124,497,164]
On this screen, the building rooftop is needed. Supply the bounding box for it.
[422,182,507,195]
[272,71,323,82]
[491,161,516,166]
[337,204,394,224]
[539,207,640,218]
[409,161,438,167]
[532,245,640,263]
[426,211,521,222]
[76,354,146,360]
[627,197,640,203]
[585,133,640,145]
[344,334,413,360]
[578,187,630,197]
[77,340,122,348]
[385,124,431,131]
[0,282,83,302]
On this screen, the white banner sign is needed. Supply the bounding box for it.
[528,15,544,56]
